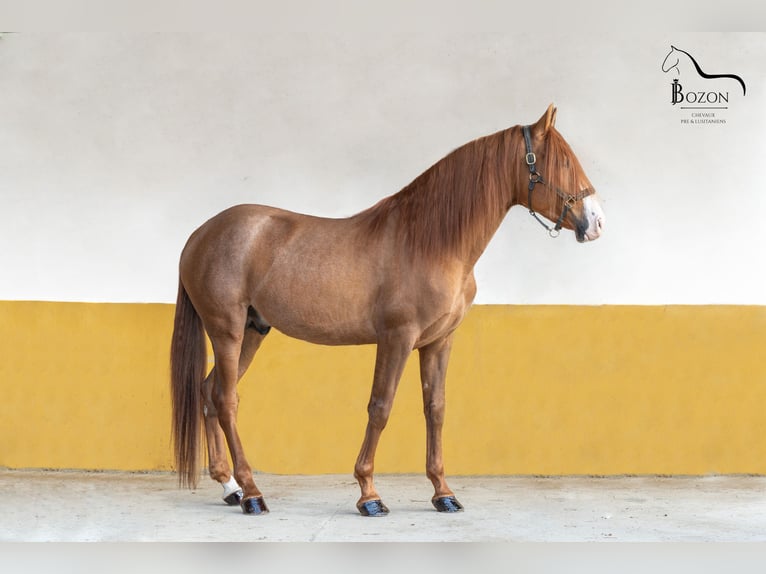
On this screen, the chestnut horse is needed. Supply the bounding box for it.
[170,105,605,516]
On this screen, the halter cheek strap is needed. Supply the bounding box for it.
[522,125,593,238]
[522,125,559,236]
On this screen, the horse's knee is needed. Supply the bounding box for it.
[424,399,445,426]
[367,398,392,429]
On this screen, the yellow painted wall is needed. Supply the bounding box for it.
[1,301,765,475]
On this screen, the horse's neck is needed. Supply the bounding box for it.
[462,201,513,268]
[423,131,518,267]
[354,128,519,267]
[457,136,519,267]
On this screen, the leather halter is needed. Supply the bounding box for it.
[522,125,594,238]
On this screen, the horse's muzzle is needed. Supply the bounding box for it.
[575,195,605,242]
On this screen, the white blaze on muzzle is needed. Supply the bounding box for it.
[581,194,605,242]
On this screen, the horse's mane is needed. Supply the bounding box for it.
[353,124,585,260]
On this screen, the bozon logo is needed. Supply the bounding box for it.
[661,45,746,124]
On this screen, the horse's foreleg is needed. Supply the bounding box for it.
[211,327,269,515]
[419,334,463,512]
[353,331,415,516]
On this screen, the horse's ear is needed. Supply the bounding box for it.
[532,104,557,136]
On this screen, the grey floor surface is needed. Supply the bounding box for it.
[2,469,766,542]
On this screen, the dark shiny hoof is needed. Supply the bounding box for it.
[223,489,243,506]
[241,496,269,515]
[357,499,389,517]
[433,496,464,513]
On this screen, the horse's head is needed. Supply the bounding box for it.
[661,45,680,74]
[517,105,605,243]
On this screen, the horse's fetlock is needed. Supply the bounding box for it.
[208,462,230,482]
[354,462,374,480]
[426,463,445,482]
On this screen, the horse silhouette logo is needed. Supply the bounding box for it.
[661,45,746,96]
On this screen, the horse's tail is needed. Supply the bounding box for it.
[170,281,207,489]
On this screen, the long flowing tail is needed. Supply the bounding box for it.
[170,281,207,489]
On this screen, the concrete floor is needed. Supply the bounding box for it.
[2,470,766,542]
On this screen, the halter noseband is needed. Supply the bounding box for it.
[522,125,594,238]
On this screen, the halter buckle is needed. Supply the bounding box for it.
[525,152,536,166]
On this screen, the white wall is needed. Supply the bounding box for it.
[1,32,764,304]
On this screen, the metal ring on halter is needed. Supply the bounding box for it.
[548,228,560,238]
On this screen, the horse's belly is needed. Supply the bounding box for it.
[252,279,378,346]
[273,319,377,346]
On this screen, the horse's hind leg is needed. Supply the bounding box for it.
[419,334,463,512]
[208,320,270,515]
[202,325,268,507]
[202,370,243,506]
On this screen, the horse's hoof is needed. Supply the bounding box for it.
[357,499,389,517]
[241,496,269,515]
[432,496,464,513]
[223,489,243,506]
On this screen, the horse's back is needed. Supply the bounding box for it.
[185,203,304,249]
